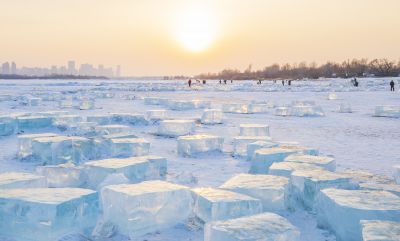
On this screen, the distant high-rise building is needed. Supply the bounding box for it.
[11,62,17,75]
[79,63,95,76]
[116,65,121,77]
[50,65,58,75]
[67,60,76,75]
[2,62,10,75]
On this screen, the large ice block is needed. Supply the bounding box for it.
[290,169,354,210]
[275,107,291,116]
[86,114,112,125]
[249,147,300,174]
[18,133,58,159]
[0,172,47,189]
[201,109,224,124]
[97,181,192,238]
[110,138,150,157]
[374,105,400,118]
[167,100,196,110]
[31,136,93,165]
[177,134,224,157]
[395,165,400,184]
[316,188,400,241]
[111,113,147,125]
[239,124,270,136]
[204,212,300,241]
[328,92,338,100]
[191,187,262,223]
[53,115,83,127]
[157,120,195,137]
[246,141,279,160]
[290,105,325,117]
[0,188,98,241]
[220,174,289,212]
[284,154,336,171]
[0,115,17,136]
[84,156,167,189]
[233,136,272,156]
[361,220,400,241]
[338,103,352,113]
[247,104,269,113]
[269,161,324,178]
[17,116,53,130]
[95,124,131,136]
[146,109,168,122]
[222,103,248,114]
[359,182,400,197]
[36,163,87,188]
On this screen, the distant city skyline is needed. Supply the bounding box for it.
[0,60,121,78]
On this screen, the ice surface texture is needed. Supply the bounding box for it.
[36,163,87,188]
[204,212,300,241]
[0,172,47,189]
[361,220,400,241]
[201,109,224,124]
[158,120,195,137]
[0,188,98,241]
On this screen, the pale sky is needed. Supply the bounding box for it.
[1,0,400,76]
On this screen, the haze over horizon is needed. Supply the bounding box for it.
[1,0,400,76]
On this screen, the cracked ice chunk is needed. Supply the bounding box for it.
[220,174,289,212]
[284,154,336,171]
[316,188,400,241]
[84,156,167,189]
[0,172,47,189]
[338,103,352,113]
[31,136,93,165]
[110,138,150,157]
[97,181,192,238]
[269,161,324,178]
[0,188,98,241]
[86,114,112,125]
[201,109,223,124]
[17,116,52,130]
[239,124,270,137]
[36,163,87,188]
[374,105,400,118]
[177,134,224,157]
[222,103,248,114]
[361,220,400,241]
[18,133,58,159]
[233,136,272,156]
[359,182,400,197]
[158,120,195,137]
[204,212,300,241]
[290,169,354,210]
[146,109,168,122]
[395,165,400,184]
[275,107,291,116]
[249,147,300,174]
[246,141,279,160]
[192,188,262,223]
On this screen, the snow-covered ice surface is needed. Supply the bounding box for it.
[0,78,400,241]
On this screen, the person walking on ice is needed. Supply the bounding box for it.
[188,79,192,88]
[390,80,395,91]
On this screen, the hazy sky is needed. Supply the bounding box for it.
[1,0,400,76]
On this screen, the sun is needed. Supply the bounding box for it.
[174,3,217,52]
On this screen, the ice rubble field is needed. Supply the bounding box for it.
[0,78,400,241]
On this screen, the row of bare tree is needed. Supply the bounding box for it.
[195,58,400,80]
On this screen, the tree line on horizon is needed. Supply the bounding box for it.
[195,58,400,80]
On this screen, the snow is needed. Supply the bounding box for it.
[316,188,400,241]
[0,78,400,241]
[361,220,400,241]
[191,187,262,223]
[97,181,192,238]
[204,212,300,241]
[220,173,289,212]
[177,134,224,157]
[0,188,98,241]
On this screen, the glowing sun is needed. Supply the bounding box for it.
[174,3,217,52]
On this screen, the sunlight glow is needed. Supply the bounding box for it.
[174,3,218,52]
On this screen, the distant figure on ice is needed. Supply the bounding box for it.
[202,80,206,84]
[390,80,395,91]
[231,80,233,83]
[354,79,359,87]
[219,79,222,84]
[288,80,292,86]
[282,80,285,86]
[188,79,192,88]
[224,79,227,84]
